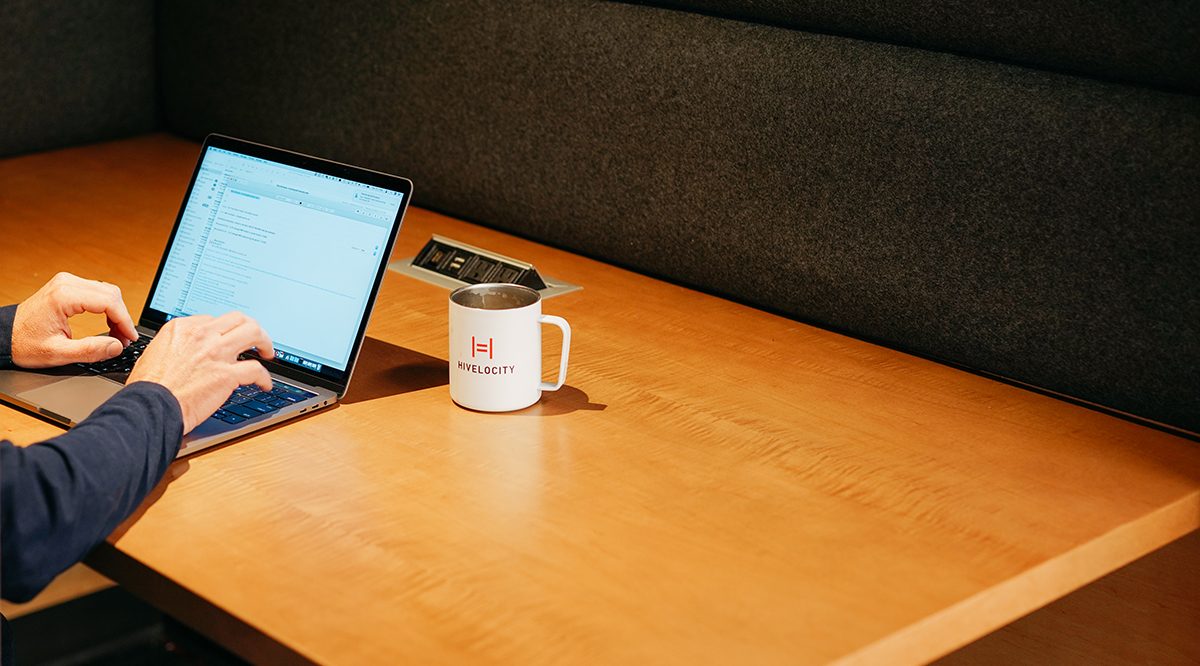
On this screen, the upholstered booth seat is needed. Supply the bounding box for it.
[3,0,1197,432]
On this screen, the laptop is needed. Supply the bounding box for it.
[0,134,412,457]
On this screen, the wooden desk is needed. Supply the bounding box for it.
[2,134,1197,666]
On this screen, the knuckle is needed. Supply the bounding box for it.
[46,279,68,296]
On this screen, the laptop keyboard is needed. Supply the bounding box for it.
[210,383,317,424]
[80,336,150,380]
[79,336,318,424]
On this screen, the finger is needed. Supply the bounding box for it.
[210,311,253,335]
[50,336,125,365]
[63,281,138,342]
[100,290,138,344]
[108,319,137,347]
[253,335,276,361]
[232,359,274,392]
[214,316,275,360]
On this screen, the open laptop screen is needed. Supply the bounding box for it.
[142,136,410,387]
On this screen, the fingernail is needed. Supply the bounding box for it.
[108,340,123,358]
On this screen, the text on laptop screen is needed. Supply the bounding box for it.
[149,146,405,375]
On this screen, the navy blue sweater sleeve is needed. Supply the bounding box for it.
[0,305,14,367]
[1,304,184,603]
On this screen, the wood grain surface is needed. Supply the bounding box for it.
[933,529,1200,666]
[2,134,1197,666]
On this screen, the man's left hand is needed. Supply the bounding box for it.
[11,272,139,368]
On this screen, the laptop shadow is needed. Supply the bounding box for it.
[341,337,449,405]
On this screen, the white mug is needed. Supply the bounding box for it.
[448,283,572,412]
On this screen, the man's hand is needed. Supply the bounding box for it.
[128,312,275,434]
[12,272,139,368]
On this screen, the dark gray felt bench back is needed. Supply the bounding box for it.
[0,0,158,158]
[4,1,1198,431]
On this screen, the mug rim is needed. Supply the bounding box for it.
[449,282,541,310]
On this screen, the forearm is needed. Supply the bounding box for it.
[1,381,182,602]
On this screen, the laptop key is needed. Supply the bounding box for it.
[210,409,246,424]
[242,400,279,414]
[223,404,260,419]
[273,382,317,399]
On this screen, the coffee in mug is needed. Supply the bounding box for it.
[448,283,571,412]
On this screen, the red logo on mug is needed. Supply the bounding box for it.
[472,336,493,359]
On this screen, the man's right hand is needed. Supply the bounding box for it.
[128,312,275,434]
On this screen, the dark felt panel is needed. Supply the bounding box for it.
[629,0,1200,93]
[0,0,158,158]
[157,0,1200,432]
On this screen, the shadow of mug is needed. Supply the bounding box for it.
[343,336,605,415]
[491,383,606,417]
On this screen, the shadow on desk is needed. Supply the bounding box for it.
[508,384,607,416]
[343,337,606,414]
[342,337,449,404]
[107,460,191,543]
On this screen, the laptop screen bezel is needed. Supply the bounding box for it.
[138,134,413,395]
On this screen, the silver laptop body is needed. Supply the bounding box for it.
[0,134,413,457]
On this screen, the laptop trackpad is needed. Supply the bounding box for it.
[18,376,123,424]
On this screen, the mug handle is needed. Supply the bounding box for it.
[538,314,571,392]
